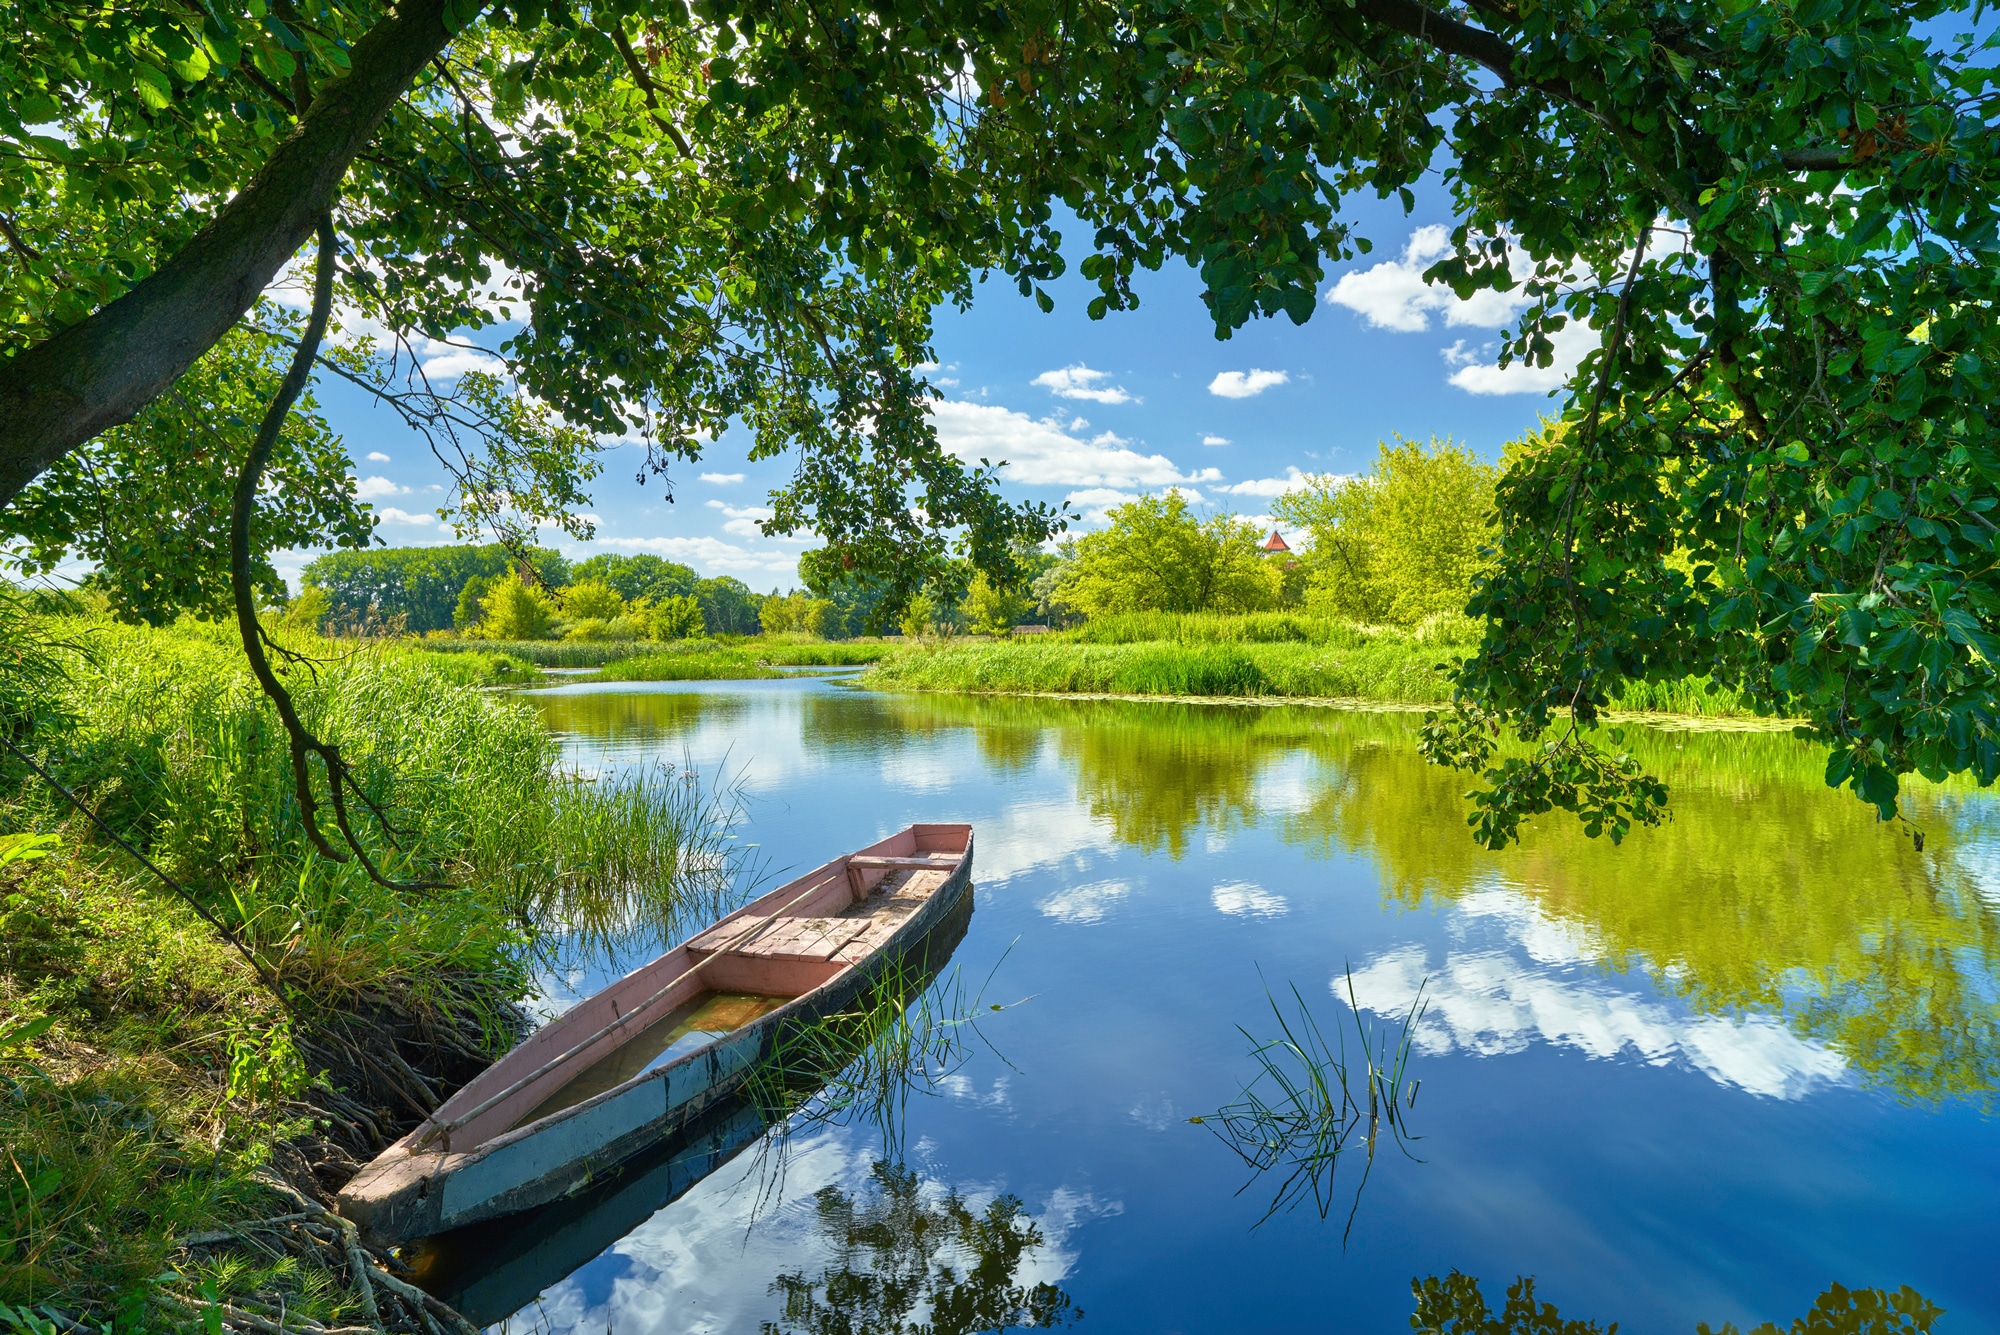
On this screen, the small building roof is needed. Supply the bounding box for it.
[1262,530,1291,552]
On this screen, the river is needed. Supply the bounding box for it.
[478,676,2000,1332]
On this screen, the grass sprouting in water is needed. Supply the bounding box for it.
[1195,968,1427,1237]
[751,942,1019,1154]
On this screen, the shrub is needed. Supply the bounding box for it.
[646,594,706,641]
[480,572,555,640]
[561,578,627,622]
[1055,494,1281,616]
[1273,436,1496,625]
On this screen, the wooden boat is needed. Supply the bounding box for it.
[337,823,973,1245]
[402,891,975,1325]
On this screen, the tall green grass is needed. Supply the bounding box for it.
[591,638,895,681]
[865,614,1763,718]
[861,636,1466,703]
[1061,609,1481,649]
[0,608,744,1316]
[421,637,666,666]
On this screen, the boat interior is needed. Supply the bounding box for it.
[442,823,971,1142]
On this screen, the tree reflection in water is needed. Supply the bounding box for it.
[762,1161,1080,1335]
[855,693,2000,1104]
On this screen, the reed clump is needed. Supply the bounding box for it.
[590,638,895,682]
[1196,970,1426,1235]
[0,601,743,1325]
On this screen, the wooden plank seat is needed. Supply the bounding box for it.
[686,915,869,962]
[845,854,957,899]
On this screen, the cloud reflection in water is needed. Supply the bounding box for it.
[1346,888,1849,1100]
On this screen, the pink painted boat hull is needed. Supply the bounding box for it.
[336,823,973,1244]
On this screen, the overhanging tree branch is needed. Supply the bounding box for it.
[1344,0,1853,174]
[231,213,445,893]
[0,0,491,511]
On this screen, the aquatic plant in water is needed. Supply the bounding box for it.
[1195,968,1426,1237]
[749,940,1020,1160]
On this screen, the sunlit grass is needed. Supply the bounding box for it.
[861,635,1466,703]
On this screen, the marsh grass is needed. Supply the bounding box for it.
[1062,610,1481,649]
[750,948,1016,1152]
[861,612,1768,718]
[1196,970,1426,1238]
[861,635,1466,703]
[738,937,1020,1217]
[589,638,896,682]
[0,609,746,1321]
[420,638,666,667]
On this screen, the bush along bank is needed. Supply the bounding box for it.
[0,606,739,1328]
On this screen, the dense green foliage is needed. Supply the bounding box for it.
[0,0,1066,607]
[1052,495,1282,617]
[301,543,562,634]
[1275,438,1497,625]
[7,0,2000,829]
[4,324,371,625]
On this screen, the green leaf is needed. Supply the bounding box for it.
[133,63,174,111]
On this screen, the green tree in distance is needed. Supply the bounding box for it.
[570,554,700,604]
[1056,494,1282,617]
[302,543,563,635]
[478,571,554,641]
[1275,437,1497,626]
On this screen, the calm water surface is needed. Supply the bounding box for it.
[493,678,2000,1333]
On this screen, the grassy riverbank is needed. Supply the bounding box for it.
[0,607,737,1325]
[860,613,1762,718]
[588,638,895,682]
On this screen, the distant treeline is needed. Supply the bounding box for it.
[299,546,762,637]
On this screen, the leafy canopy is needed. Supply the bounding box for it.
[1056,494,1282,618]
[10,0,2000,836]
[1275,437,1497,626]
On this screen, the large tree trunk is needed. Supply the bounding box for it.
[0,0,485,510]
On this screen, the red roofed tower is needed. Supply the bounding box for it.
[1262,530,1291,553]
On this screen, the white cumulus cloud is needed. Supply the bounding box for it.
[1212,881,1288,918]
[1444,321,1598,396]
[1346,890,1849,1100]
[1207,369,1290,399]
[1032,364,1135,405]
[1220,467,1312,499]
[704,499,785,539]
[374,507,436,527]
[353,475,408,500]
[1039,879,1131,925]
[1326,225,1532,332]
[699,471,744,484]
[601,534,800,576]
[932,399,1218,490]
[1202,435,1232,446]
[365,451,391,463]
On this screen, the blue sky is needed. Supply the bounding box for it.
[283,187,1571,595]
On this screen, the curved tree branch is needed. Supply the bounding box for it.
[230,214,445,893]
[0,0,491,511]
